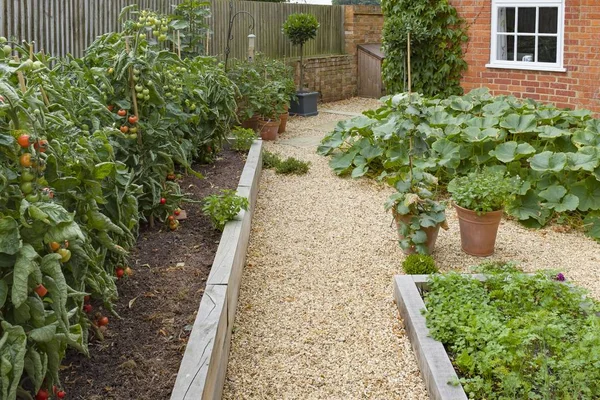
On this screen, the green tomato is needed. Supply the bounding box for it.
[0,36,6,43]
[32,61,43,70]
[3,45,11,56]
[37,177,48,186]
[25,193,39,202]
[144,94,150,101]
[81,124,89,131]
[21,170,35,182]
[128,133,138,140]
[142,89,149,95]
[161,26,168,33]
[135,84,144,92]
[152,30,160,37]
[133,68,140,75]
[158,34,167,42]
[165,92,172,98]
[137,92,144,99]
[22,59,33,71]
[146,80,153,86]
[177,87,183,93]
[133,75,139,82]
[138,34,146,40]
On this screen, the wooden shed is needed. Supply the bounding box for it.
[357,43,385,98]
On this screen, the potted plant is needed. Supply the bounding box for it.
[283,13,319,117]
[385,175,448,255]
[227,60,262,131]
[448,169,519,256]
[255,56,296,133]
[256,81,286,141]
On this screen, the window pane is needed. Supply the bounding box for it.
[517,36,536,62]
[538,36,558,62]
[518,7,536,33]
[497,35,515,61]
[498,7,515,33]
[539,7,558,34]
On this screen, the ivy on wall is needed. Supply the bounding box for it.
[382,0,468,97]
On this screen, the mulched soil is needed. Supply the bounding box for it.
[61,149,246,400]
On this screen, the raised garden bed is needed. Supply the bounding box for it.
[60,145,257,399]
[395,271,600,400]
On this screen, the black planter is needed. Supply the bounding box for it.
[289,91,319,117]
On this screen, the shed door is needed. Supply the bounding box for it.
[358,50,382,98]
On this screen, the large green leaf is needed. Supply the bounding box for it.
[507,190,542,221]
[536,125,570,139]
[329,152,356,175]
[33,203,73,224]
[461,127,500,143]
[571,177,600,211]
[12,245,41,308]
[500,114,537,133]
[0,217,21,255]
[432,139,460,168]
[567,147,599,172]
[538,185,579,212]
[528,151,567,172]
[29,323,59,343]
[489,141,536,163]
[0,321,27,400]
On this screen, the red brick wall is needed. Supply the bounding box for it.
[451,0,600,112]
[291,55,357,103]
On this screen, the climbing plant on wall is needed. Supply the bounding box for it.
[381,0,468,97]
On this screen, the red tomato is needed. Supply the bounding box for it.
[98,316,109,326]
[117,109,127,117]
[120,125,129,133]
[160,197,166,205]
[128,115,139,124]
[35,284,48,297]
[18,134,32,148]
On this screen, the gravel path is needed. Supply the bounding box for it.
[223,98,600,400]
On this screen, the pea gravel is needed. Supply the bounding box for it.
[223,98,600,400]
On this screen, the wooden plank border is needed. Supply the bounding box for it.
[393,275,469,400]
[171,139,263,400]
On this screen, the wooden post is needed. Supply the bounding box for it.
[177,31,181,59]
[407,31,412,94]
[14,56,27,93]
[124,37,141,145]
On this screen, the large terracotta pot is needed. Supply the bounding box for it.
[241,115,259,131]
[257,118,280,141]
[393,211,441,255]
[454,204,503,257]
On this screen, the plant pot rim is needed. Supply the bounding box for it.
[453,203,504,216]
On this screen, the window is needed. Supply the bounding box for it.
[487,0,565,72]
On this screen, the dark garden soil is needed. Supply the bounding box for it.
[61,149,246,400]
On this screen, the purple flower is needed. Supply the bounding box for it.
[555,273,565,282]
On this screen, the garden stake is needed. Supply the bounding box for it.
[13,55,26,93]
[407,31,412,94]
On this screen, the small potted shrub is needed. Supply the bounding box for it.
[448,169,519,256]
[283,13,319,117]
[254,56,296,133]
[256,81,287,141]
[227,60,262,131]
[402,254,439,275]
[385,176,448,255]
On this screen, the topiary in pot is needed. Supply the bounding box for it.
[283,13,319,116]
[448,169,520,257]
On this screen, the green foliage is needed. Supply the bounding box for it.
[382,0,467,97]
[0,5,239,397]
[275,157,310,175]
[169,0,211,57]
[402,254,438,274]
[262,151,310,175]
[333,0,380,4]
[448,169,520,213]
[228,56,294,120]
[318,89,600,239]
[282,14,320,47]
[230,127,256,151]
[424,270,600,399]
[202,189,249,231]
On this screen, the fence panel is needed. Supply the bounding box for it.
[0,0,344,59]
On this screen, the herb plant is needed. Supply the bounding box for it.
[402,254,438,274]
[448,169,520,213]
[202,189,249,231]
[424,270,600,399]
[262,150,282,169]
[230,127,256,151]
[275,157,310,175]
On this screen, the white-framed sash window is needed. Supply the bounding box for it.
[487,0,566,72]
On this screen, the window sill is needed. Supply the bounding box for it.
[485,63,567,73]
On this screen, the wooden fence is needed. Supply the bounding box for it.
[0,0,345,60]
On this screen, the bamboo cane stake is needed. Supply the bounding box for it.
[407,31,412,94]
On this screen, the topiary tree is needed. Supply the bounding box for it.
[282,13,319,92]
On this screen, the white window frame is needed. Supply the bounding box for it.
[487,0,566,72]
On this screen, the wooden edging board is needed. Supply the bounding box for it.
[171,140,263,400]
[393,275,470,400]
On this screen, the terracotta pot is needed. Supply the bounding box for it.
[454,204,503,257]
[278,112,289,134]
[257,118,280,141]
[393,211,441,255]
[241,115,259,132]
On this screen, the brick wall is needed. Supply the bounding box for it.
[452,0,600,112]
[291,5,384,103]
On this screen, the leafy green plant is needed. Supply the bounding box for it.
[424,269,600,399]
[263,150,282,168]
[169,0,210,58]
[275,157,310,175]
[382,0,467,97]
[230,127,256,151]
[402,254,438,274]
[448,169,520,213]
[282,13,319,92]
[318,89,600,239]
[202,189,249,231]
